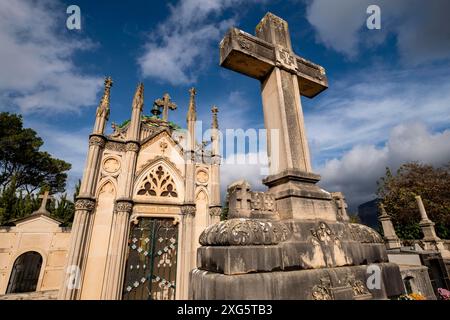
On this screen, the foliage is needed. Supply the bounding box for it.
[398,293,426,300]
[0,113,76,226]
[437,288,450,300]
[377,162,450,239]
[0,112,71,194]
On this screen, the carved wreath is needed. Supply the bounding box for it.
[199,218,291,246]
[137,165,178,198]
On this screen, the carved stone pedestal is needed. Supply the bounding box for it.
[190,218,405,300]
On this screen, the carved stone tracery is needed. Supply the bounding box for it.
[137,165,178,198]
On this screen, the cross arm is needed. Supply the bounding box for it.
[219,28,328,98]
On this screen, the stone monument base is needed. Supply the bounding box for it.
[189,218,405,300]
[190,263,403,300]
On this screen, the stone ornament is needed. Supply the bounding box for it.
[208,206,222,217]
[199,218,291,246]
[344,273,370,297]
[180,204,196,216]
[196,170,209,184]
[137,165,178,198]
[126,142,140,152]
[103,157,121,174]
[250,192,276,212]
[75,198,96,211]
[312,277,332,300]
[275,45,298,73]
[115,201,133,213]
[348,224,384,243]
[311,222,334,243]
[89,136,106,148]
[105,141,126,152]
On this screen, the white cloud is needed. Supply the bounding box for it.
[305,66,450,160]
[220,152,268,196]
[0,0,102,113]
[138,0,265,85]
[305,0,450,64]
[318,123,450,210]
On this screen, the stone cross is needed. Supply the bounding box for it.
[219,12,328,176]
[154,93,177,121]
[35,190,53,214]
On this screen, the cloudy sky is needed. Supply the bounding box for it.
[1,0,449,212]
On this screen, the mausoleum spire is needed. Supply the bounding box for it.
[187,87,197,122]
[127,82,144,141]
[92,76,113,134]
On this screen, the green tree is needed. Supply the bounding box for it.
[0,112,71,194]
[377,162,450,239]
[0,112,72,224]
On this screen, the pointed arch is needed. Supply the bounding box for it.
[96,178,118,199]
[133,158,184,201]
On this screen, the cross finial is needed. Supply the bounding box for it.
[132,83,144,111]
[154,93,177,121]
[96,76,113,119]
[187,87,197,122]
[34,190,53,215]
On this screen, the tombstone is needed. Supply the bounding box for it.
[190,13,404,300]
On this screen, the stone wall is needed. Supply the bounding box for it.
[0,215,71,295]
[0,290,58,300]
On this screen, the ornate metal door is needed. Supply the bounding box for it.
[122,217,178,300]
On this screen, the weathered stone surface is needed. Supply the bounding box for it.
[190,263,404,300]
[197,219,387,275]
[0,290,58,300]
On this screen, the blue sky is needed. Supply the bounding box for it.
[1,0,450,211]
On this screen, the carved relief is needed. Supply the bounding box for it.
[126,142,140,152]
[237,36,252,51]
[75,198,96,211]
[311,222,333,243]
[103,157,120,174]
[199,218,291,246]
[250,192,276,212]
[105,141,126,152]
[344,273,370,297]
[196,170,209,184]
[348,224,383,243]
[208,206,222,217]
[312,277,332,300]
[180,204,196,216]
[275,46,297,73]
[136,165,178,198]
[115,201,133,213]
[89,136,105,148]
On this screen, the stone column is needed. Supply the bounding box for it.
[209,106,221,225]
[378,203,401,250]
[58,198,96,300]
[102,200,133,299]
[416,196,450,258]
[178,204,196,299]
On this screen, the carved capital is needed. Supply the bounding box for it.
[75,198,96,211]
[89,135,106,148]
[208,206,222,217]
[180,204,196,216]
[115,200,133,213]
[126,141,140,152]
[199,218,291,246]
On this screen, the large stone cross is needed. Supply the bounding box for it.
[219,12,328,177]
[154,93,177,121]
